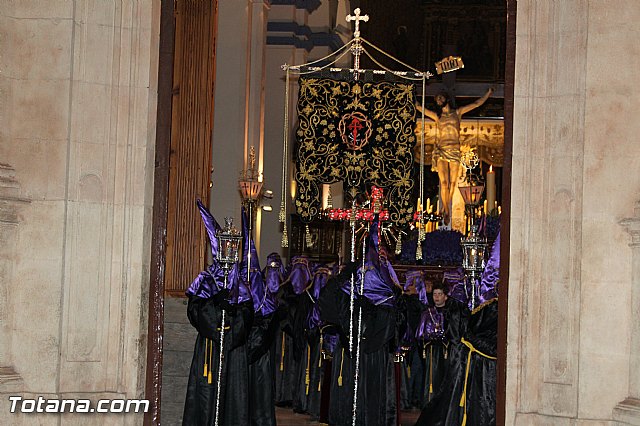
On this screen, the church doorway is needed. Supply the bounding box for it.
[145,0,516,424]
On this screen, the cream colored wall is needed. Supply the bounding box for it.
[507,1,640,424]
[0,1,160,425]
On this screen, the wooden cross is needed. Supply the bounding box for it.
[346,8,369,38]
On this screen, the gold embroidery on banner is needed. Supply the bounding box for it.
[295,78,416,225]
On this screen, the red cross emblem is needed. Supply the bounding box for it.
[339,112,372,150]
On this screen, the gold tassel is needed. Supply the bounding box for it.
[338,348,344,387]
[395,232,402,255]
[281,223,289,248]
[305,344,311,395]
[280,332,286,371]
[429,345,434,397]
[416,239,423,260]
[305,225,312,248]
[279,200,286,223]
[207,337,213,384]
[318,338,324,391]
[203,338,209,377]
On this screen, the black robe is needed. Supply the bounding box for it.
[292,326,323,418]
[419,339,448,408]
[247,312,280,425]
[183,296,253,426]
[400,294,428,409]
[319,267,398,426]
[273,324,296,405]
[404,348,423,409]
[455,299,497,425]
[415,298,470,426]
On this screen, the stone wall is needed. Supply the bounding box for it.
[507,1,640,424]
[0,1,160,424]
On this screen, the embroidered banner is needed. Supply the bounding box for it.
[294,78,416,225]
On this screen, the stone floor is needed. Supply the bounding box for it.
[275,407,421,425]
[162,297,196,425]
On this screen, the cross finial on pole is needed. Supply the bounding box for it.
[346,8,369,38]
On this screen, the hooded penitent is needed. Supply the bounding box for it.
[444,267,468,306]
[405,269,428,305]
[263,252,284,312]
[186,199,235,299]
[306,264,332,330]
[286,255,312,295]
[471,230,500,309]
[183,200,253,426]
[217,207,252,305]
[231,206,269,312]
[344,215,397,307]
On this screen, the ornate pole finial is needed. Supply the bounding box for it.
[346,8,369,38]
[346,8,369,80]
[249,145,256,172]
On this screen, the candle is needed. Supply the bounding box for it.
[486,165,496,214]
[483,199,488,214]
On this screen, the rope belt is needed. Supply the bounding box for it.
[305,343,311,395]
[338,348,344,386]
[459,338,496,426]
[280,332,286,371]
[429,345,433,397]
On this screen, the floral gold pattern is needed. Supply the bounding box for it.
[295,78,416,225]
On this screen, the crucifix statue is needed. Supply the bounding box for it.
[416,88,493,226]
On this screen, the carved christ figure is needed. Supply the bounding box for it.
[416,88,493,225]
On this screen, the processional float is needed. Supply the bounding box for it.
[276,9,472,425]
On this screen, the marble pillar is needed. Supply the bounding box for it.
[0,1,160,424]
[508,1,640,424]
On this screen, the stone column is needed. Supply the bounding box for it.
[614,202,640,425]
[0,2,159,422]
[507,1,589,423]
[247,0,269,255]
[211,0,252,232]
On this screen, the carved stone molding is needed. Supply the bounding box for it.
[0,163,30,223]
[613,398,640,426]
[614,205,640,425]
[620,201,640,247]
[0,163,29,391]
